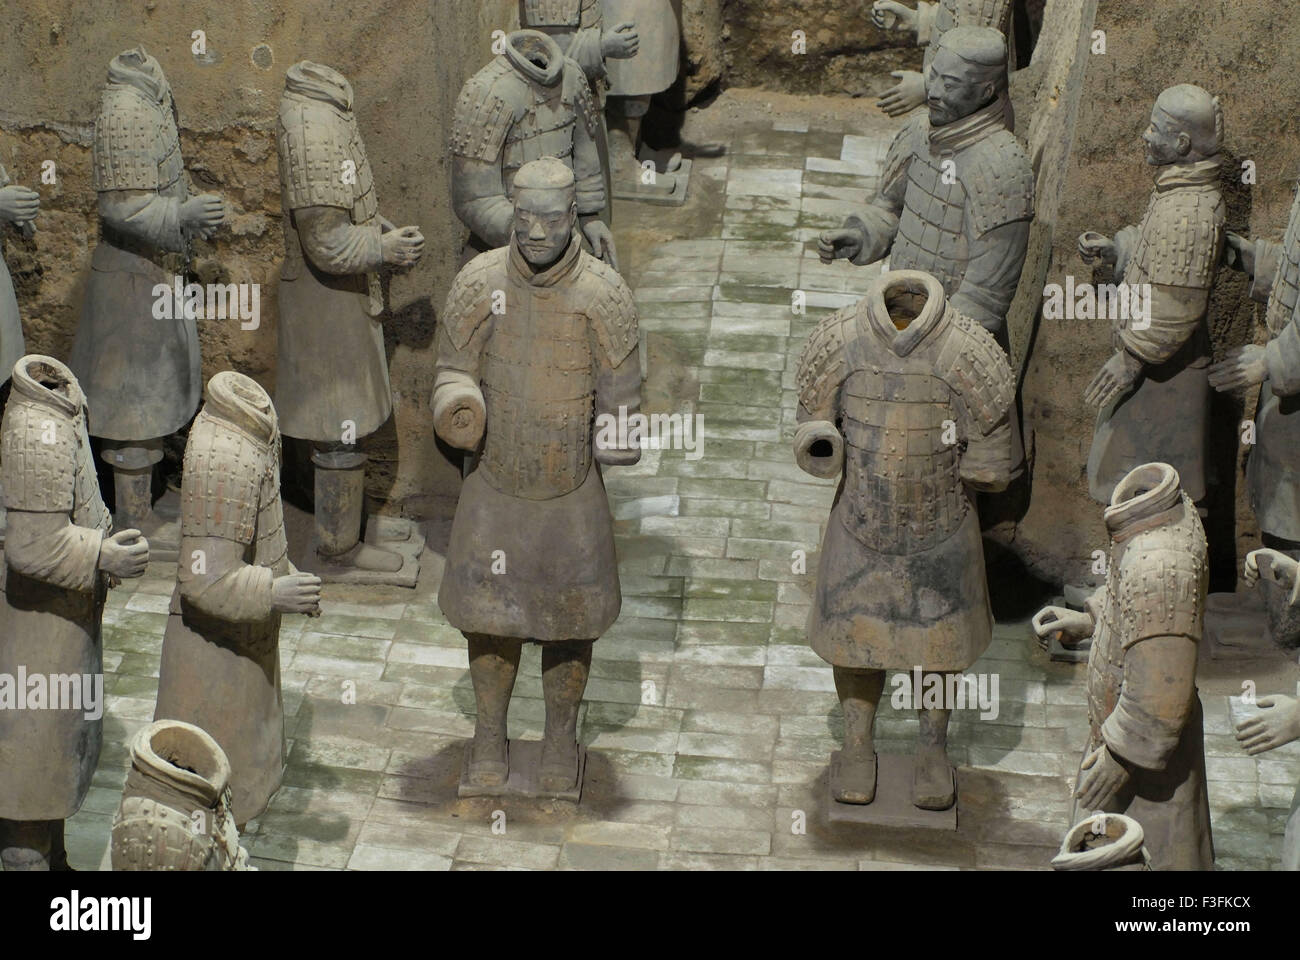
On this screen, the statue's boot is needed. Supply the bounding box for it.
[312,448,406,581]
[467,736,509,789]
[0,819,54,871]
[538,734,580,794]
[608,101,679,195]
[365,514,426,558]
[912,744,956,811]
[833,749,877,805]
[112,719,253,871]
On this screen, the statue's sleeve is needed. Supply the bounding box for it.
[3,510,103,593]
[940,314,1016,491]
[1108,224,1141,281]
[1265,305,1300,396]
[452,154,514,248]
[844,122,911,266]
[98,189,185,254]
[795,311,849,424]
[915,2,938,45]
[949,219,1030,333]
[567,0,607,81]
[1102,633,1198,770]
[1117,283,1207,366]
[435,254,496,389]
[571,74,606,218]
[292,205,383,276]
[449,71,517,246]
[1249,237,1283,305]
[586,262,642,464]
[178,535,274,623]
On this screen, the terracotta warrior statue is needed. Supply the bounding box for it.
[0,163,38,383]
[1079,86,1225,507]
[0,355,150,870]
[276,61,426,585]
[451,30,616,268]
[795,270,1015,811]
[518,0,639,86]
[603,0,684,199]
[1210,174,1300,646]
[154,371,320,828]
[1234,547,1300,868]
[871,0,1014,120]
[68,47,227,550]
[434,157,641,795]
[1032,462,1213,871]
[819,27,1032,346]
[112,719,253,871]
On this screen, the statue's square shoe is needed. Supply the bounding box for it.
[611,153,691,205]
[829,750,877,805]
[313,540,419,588]
[912,759,957,812]
[364,515,426,560]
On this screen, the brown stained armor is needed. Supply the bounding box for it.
[67,48,200,444]
[1071,463,1213,870]
[1086,158,1225,504]
[451,31,605,249]
[111,720,253,871]
[0,356,113,823]
[795,271,1015,671]
[435,231,640,641]
[154,372,293,826]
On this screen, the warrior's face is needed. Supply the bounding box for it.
[1144,105,1190,167]
[926,48,996,126]
[513,187,577,268]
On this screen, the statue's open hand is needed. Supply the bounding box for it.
[603,21,639,60]
[180,194,227,239]
[877,71,925,118]
[871,0,918,32]
[1083,351,1141,408]
[817,228,863,265]
[99,528,150,582]
[0,185,39,225]
[1208,344,1268,393]
[1077,232,1117,266]
[1244,548,1300,590]
[1076,744,1130,811]
[1031,605,1094,648]
[381,226,425,268]
[272,572,322,616]
[1235,695,1300,756]
[1223,232,1256,276]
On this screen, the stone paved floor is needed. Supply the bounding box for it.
[67,114,1300,871]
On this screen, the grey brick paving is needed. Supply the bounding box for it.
[64,118,1300,872]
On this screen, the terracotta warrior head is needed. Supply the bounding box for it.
[926,25,1006,127]
[512,157,578,269]
[1144,84,1222,167]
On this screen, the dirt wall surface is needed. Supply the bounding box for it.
[0,0,516,524]
[1013,0,1300,590]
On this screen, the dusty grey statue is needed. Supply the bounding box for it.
[0,355,150,870]
[1051,813,1149,871]
[1210,177,1300,647]
[154,372,321,827]
[603,0,684,199]
[276,61,426,585]
[1079,85,1225,506]
[872,0,1015,120]
[519,0,639,86]
[1032,462,1213,871]
[111,719,253,871]
[434,158,641,796]
[68,47,227,547]
[795,270,1016,811]
[0,164,39,382]
[1232,547,1300,869]
[451,30,616,267]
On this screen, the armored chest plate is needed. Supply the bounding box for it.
[1267,188,1300,337]
[892,151,970,298]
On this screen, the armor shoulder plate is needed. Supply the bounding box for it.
[450,60,520,163]
[1116,534,1207,645]
[112,797,219,872]
[566,59,600,139]
[180,412,263,544]
[277,99,354,212]
[936,311,1015,432]
[443,248,506,350]
[93,85,175,193]
[1129,187,1225,289]
[582,255,639,367]
[959,131,1035,238]
[881,116,922,197]
[1,398,77,513]
[796,308,851,416]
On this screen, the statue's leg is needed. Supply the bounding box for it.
[0,819,54,871]
[607,95,678,191]
[48,819,71,871]
[1261,535,1300,649]
[914,680,956,810]
[833,666,884,804]
[101,438,167,534]
[466,632,522,788]
[312,442,403,573]
[539,639,593,792]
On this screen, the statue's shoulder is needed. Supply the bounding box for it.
[959,128,1035,235]
[580,253,639,366]
[450,58,524,162]
[935,310,1014,431]
[795,305,854,413]
[442,247,509,349]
